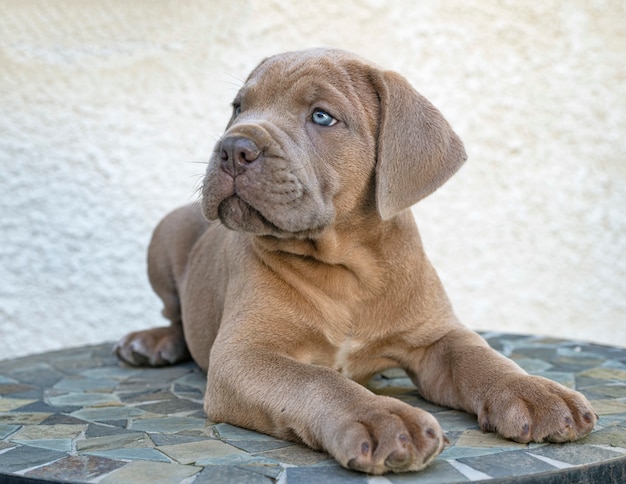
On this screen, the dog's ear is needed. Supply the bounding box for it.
[373,70,467,220]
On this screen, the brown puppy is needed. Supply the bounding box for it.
[115,48,596,475]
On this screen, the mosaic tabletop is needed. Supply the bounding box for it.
[1,333,626,483]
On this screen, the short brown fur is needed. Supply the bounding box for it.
[115,48,596,475]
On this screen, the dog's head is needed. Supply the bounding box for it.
[202,48,466,238]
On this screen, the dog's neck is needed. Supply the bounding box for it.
[250,210,422,297]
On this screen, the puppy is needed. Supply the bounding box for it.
[115,48,596,475]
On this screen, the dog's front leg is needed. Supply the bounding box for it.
[205,343,446,475]
[410,327,597,443]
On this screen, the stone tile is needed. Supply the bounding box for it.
[0,412,51,425]
[24,453,127,481]
[386,459,470,483]
[10,423,85,441]
[149,433,207,446]
[76,431,153,452]
[224,438,294,453]
[213,423,278,442]
[579,368,626,381]
[0,425,19,439]
[257,444,333,466]
[12,438,73,452]
[136,398,202,415]
[84,447,171,462]
[580,384,626,399]
[172,383,205,401]
[194,465,276,483]
[81,367,142,380]
[529,442,624,465]
[0,398,36,412]
[40,413,88,426]
[119,389,175,404]
[436,410,480,432]
[194,453,280,467]
[457,449,556,478]
[99,459,201,483]
[0,384,35,396]
[14,400,67,414]
[130,416,208,433]
[159,439,247,465]
[53,376,119,393]
[591,399,626,416]
[47,392,121,407]
[85,422,136,438]
[580,425,626,448]
[453,429,529,449]
[1,334,626,482]
[284,465,366,483]
[440,445,510,460]
[0,445,68,474]
[0,441,16,452]
[71,405,147,422]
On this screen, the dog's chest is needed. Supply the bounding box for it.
[332,337,366,377]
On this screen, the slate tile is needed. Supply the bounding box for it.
[591,399,626,416]
[85,422,139,438]
[213,423,278,442]
[130,416,207,433]
[136,398,202,415]
[457,449,556,478]
[0,445,68,473]
[13,400,65,414]
[11,364,65,388]
[0,425,20,439]
[23,453,127,481]
[76,431,153,453]
[529,442,624,465]
[9,423,85,441]
[119,389,174,404]
[194,464,275,483]
[0,412,51,425]
[99,459,201,483]
[53,376,118,393]
[436,410,480,432]
[225,438,293,453]
[580,425,626,447]
[386,459,470,483]
[149,433,207,446]
[84,447,171,462]
[12,438,73,452]
[284,465,366,483]
[454,429,528,449]
[257,444,333,466]
[158,439,246,465]
[47,392,120,407]
[0,384,35,396]
[40,413,89,426]
[0,399,36,412]
[71,405,146,422]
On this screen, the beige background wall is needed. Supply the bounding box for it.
[1,1,625,360]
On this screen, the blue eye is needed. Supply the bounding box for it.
[233,104,241,117]
[311,109,337,126]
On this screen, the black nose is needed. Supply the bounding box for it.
[220,136,261,175]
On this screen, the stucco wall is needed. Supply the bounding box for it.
[1,1,625,360]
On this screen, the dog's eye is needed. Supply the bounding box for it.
[233,104,241,117]
[311,109,337,127]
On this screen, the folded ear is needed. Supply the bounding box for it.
[373,70,467,220]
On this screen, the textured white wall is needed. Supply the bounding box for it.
[1,1,625,360]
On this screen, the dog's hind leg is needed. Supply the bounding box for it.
[114,205,209,367]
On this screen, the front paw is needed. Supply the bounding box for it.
[478,374,597,443]
[114,326,190,367]
[328,396,447,475]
